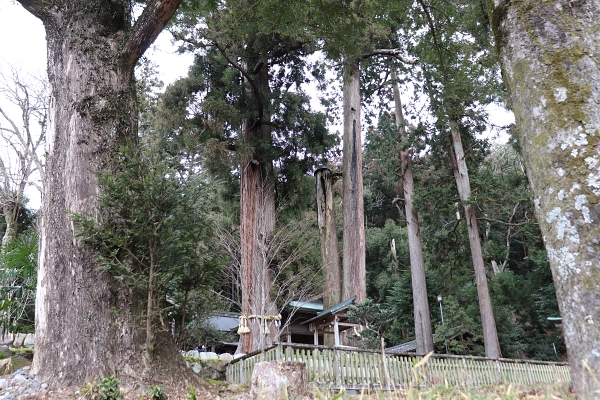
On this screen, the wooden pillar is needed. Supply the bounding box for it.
[334,316,340,347]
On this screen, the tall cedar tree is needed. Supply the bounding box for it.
[410,0,502,358]
[171,0,335,353]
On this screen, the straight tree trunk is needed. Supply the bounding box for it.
[489,1,600,395]
[239,63,278,354]
[342,61,366,303]
[315,166,342,310]
[449,119,501,359]
[18,0,190,388]
[391,66,434,355]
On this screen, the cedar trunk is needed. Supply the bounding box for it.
[450,120,501,359]
[342,62,366,303]
[239,64,278,354]
[489,1,600,395]
[315,167,342,310]
[391,67,434,355]
[20,0,191,388]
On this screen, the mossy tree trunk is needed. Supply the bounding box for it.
[489,1,600,395]
[18,0,192,388]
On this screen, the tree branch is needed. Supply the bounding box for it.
[15,0,52,20]
[361,49,418,64]
[212,41,264,121]
[122,0,183,70]
[476,217,534,227]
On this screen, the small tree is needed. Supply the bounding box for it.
[218,208,324,352]
[0,68,46,247]
[74,145,222,361]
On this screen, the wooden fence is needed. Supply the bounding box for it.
[225,343,571,390]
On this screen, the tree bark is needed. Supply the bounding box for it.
[342,61,366,303]
[17,0,192,388]
[239,62,278,354]
[489,0,600,395]
[391,66,434,355]
[315,167,342,310]
[449,120,501,359]
[1,202,19,248]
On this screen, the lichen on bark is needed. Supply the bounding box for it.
[489,0,600,396]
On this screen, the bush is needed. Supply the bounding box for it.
[81,376,123,400]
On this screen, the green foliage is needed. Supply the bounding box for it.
[81,376,123,400]
[9,347,34,356]
[347,299,394,349]
[187,386,197,400]
[73,144,225,345]
[0,230,38,333]
[146,385,167,400]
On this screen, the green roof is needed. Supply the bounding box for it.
[300,296,356,325]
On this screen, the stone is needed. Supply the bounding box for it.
[185,350,199,358]
[191,362,202,374]
[23,334,35,348]
[0,378,8,389]
[12,334,26,348]
[250,361,309,400]
[199,351,218,360]
[219,353,234,362]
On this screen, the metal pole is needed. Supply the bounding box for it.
[438,295,449,354]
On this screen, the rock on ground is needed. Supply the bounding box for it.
[250,361,310,400]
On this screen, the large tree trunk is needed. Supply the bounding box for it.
[449,120,501,359]
[342,61,366,303]
[391,67,433,355]
[18,0,191,388]
[315,167,342,310]
[239,63,278,354]
[489,1,600,395]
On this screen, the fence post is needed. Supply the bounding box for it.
[276,343,283,361]
[496,359,502,385]
[239,359,245,385]
[461,357,468,389]
[526,361,533,385]
[334,347,341,387]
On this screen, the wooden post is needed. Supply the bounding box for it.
[334,347,341,387]
[313,323,319,346]
[496,359,502,384]
[380,337,392,388]
[334,316,340,347]
[461,357,468,389]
